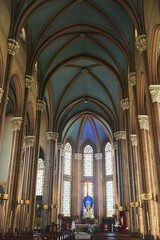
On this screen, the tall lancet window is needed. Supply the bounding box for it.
[105,142,114,217]
[83,145,94,217]
[36,158,45,196]
[62,142,72,216]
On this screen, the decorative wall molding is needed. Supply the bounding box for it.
[137,115,149,130]
[149,85,160,103]
[94,153,102,160]
[121,98,129,110]
[135,34,147,52]
[0,88,4,103]
[10,117,23,131]
[63,175,72,181]
[112,142,117,150]
[25,75,34,89]
[36,99,46,111]
[74,153,82,160]
[114,131,126,140]
[128,72,136,86]
[46,132,59,141]
[8,38,20,56]
[24,136,35,148]
[105,175,113,181]
[130,134,137,147]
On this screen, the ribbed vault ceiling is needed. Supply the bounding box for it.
[10,0,144,144]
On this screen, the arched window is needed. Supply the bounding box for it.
[36,158,45,196]
[62,142,72,216]
[83,145,94,217]
[84,145,93,177]
[105,142,114,217]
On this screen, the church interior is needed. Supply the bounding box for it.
[0,0,160,239]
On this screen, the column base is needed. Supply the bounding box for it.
[142,235,158,240]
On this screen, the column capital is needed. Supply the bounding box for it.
[24,136,35,148]
[74,153,82,160]
[130,134,137,147]
[36,99,46,111]
[0,88,4,102]
[94,153,102,160]
[121,98,129,110]
[137,115,149,130]
[114,131,126,140]
[8,38,20,56]
[149,85,160,103]
[58,143,63,149]
[10,117,23,131]
[135,34,147,52]
[112,142,117,150]
[128,72,136,86]
[46,132,59,140]
[25,75,34,89]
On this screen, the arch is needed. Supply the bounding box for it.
[0,47,4,87]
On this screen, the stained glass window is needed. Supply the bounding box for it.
[83,182,94,217]
[106,181,114,217]
[62,181,71,216]
[105,142,113,175]
[64,143,72,175]
[36,158,45,196]
[84,145,93,176]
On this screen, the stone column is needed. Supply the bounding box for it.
[28,100,45,232]
[19,136,35,232]
[94,153,103,222]
[0,88,4,103]
[2,117,23,234]
[114,131,130,229]
[56,143,63,224]
[72,153,82,218]
[121,98,135,233]
[137,115,158,238]
[130,134,144,237]
[112,143,120,219]
[0,39,19,147]
[41,131,58,229]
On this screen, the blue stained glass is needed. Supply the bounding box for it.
[105,142,113,175]
[83,182,94,217]
[36,158,45,196]
[64,143,72,175]
[84,145,93,176]
[106,181,115,217]
[62,181,71,217]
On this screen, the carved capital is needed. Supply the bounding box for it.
[128,72,136,86]
[135,34,147,52]
[149,85,160,103]
[36,99,46,111]
[137,115,149,130]
[130,134,137,147]
[121,98,129,110]
[46,132,58,141]
[94,153,102,160]
[10,117,23,131]
[140,193,153,200]
[58,143,63,150]
[0,88,4,102]
[114,131,126,140]
[8,38,20,56]
[112,142,117,150]
[25,75,34,89]
[74,153,82,160]
[24,136,35,148]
